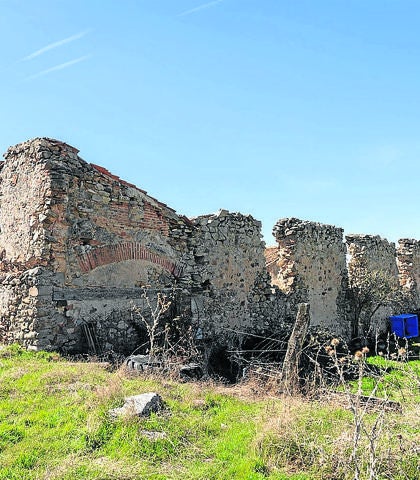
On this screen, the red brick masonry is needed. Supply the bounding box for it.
[77,242,182,277]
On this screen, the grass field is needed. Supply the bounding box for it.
[0,345,418,479]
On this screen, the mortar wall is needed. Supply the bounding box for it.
[2,137,419,353]
[0,139,195,351]
[0,140,55,267]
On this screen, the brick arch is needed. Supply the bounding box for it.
[76,242,183,277]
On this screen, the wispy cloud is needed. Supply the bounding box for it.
[25,55,91,80]
[177,0,225,17]
[23,30,90,61]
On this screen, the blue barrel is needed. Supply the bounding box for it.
[390,314,419,338]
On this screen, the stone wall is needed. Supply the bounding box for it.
[1,137,419,353]
[189,210,285,341]
[0,138,283,353]
[0,140,56,267]
[397,239,420,306]
[0,267,66,350]
[346,234,399,277]
[266,223,419,338]
[271,218,348,334]
[0,270,40,349]
[0,138,194,351]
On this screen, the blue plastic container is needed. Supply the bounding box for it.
[389,314,419,338]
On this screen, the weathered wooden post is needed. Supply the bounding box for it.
[281,303,310,394]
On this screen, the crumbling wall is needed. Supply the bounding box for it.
[397,239,420,307]
[3,137,419,353]
[187,210,287,377]
[346,235,398,277]
[0,140,56,267]
[265,246,281,287]
[0,271,40,348]
[271,218,348,334]
[189,210,285,338]
[0,137,192,286]
[346,234,399,334]
[0,138,195,352]
[30,139,192,288]
[45,148,196,353]
[0,138,283,354]
[0,139,69,349]
[0,267,68,350]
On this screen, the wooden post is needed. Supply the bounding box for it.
[281,303,310,394]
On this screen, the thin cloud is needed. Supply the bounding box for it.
[23,30,90,61]
[25,55,91,80]
[178,0,225,17]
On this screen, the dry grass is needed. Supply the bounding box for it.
[41,454,146,480]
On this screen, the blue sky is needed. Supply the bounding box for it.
[0,0,419,245]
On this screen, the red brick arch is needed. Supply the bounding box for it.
[77,242,182,277]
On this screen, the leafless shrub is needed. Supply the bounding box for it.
[348,258,410,338]
[131,288,173,358]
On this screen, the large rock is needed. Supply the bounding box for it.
[109,392,163,418]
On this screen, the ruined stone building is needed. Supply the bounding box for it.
[0,138,281,354]
[0,138,419,354]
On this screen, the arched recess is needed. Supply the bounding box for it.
[76,242,183,278]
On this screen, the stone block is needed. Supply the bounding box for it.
[109,393,163,418]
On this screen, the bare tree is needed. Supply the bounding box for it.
[348,260,406,338]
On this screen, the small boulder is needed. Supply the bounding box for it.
[179,363,203,381]
[109,392,163,418]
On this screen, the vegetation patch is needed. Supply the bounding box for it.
[0,344,418,479]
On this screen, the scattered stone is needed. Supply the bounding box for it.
[125,355,162,371]
[109,392,163,418]
[139,430,167,440]
[179,363,203,381]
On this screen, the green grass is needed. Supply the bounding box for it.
[0,345,419,479]
[359,356,420,402]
